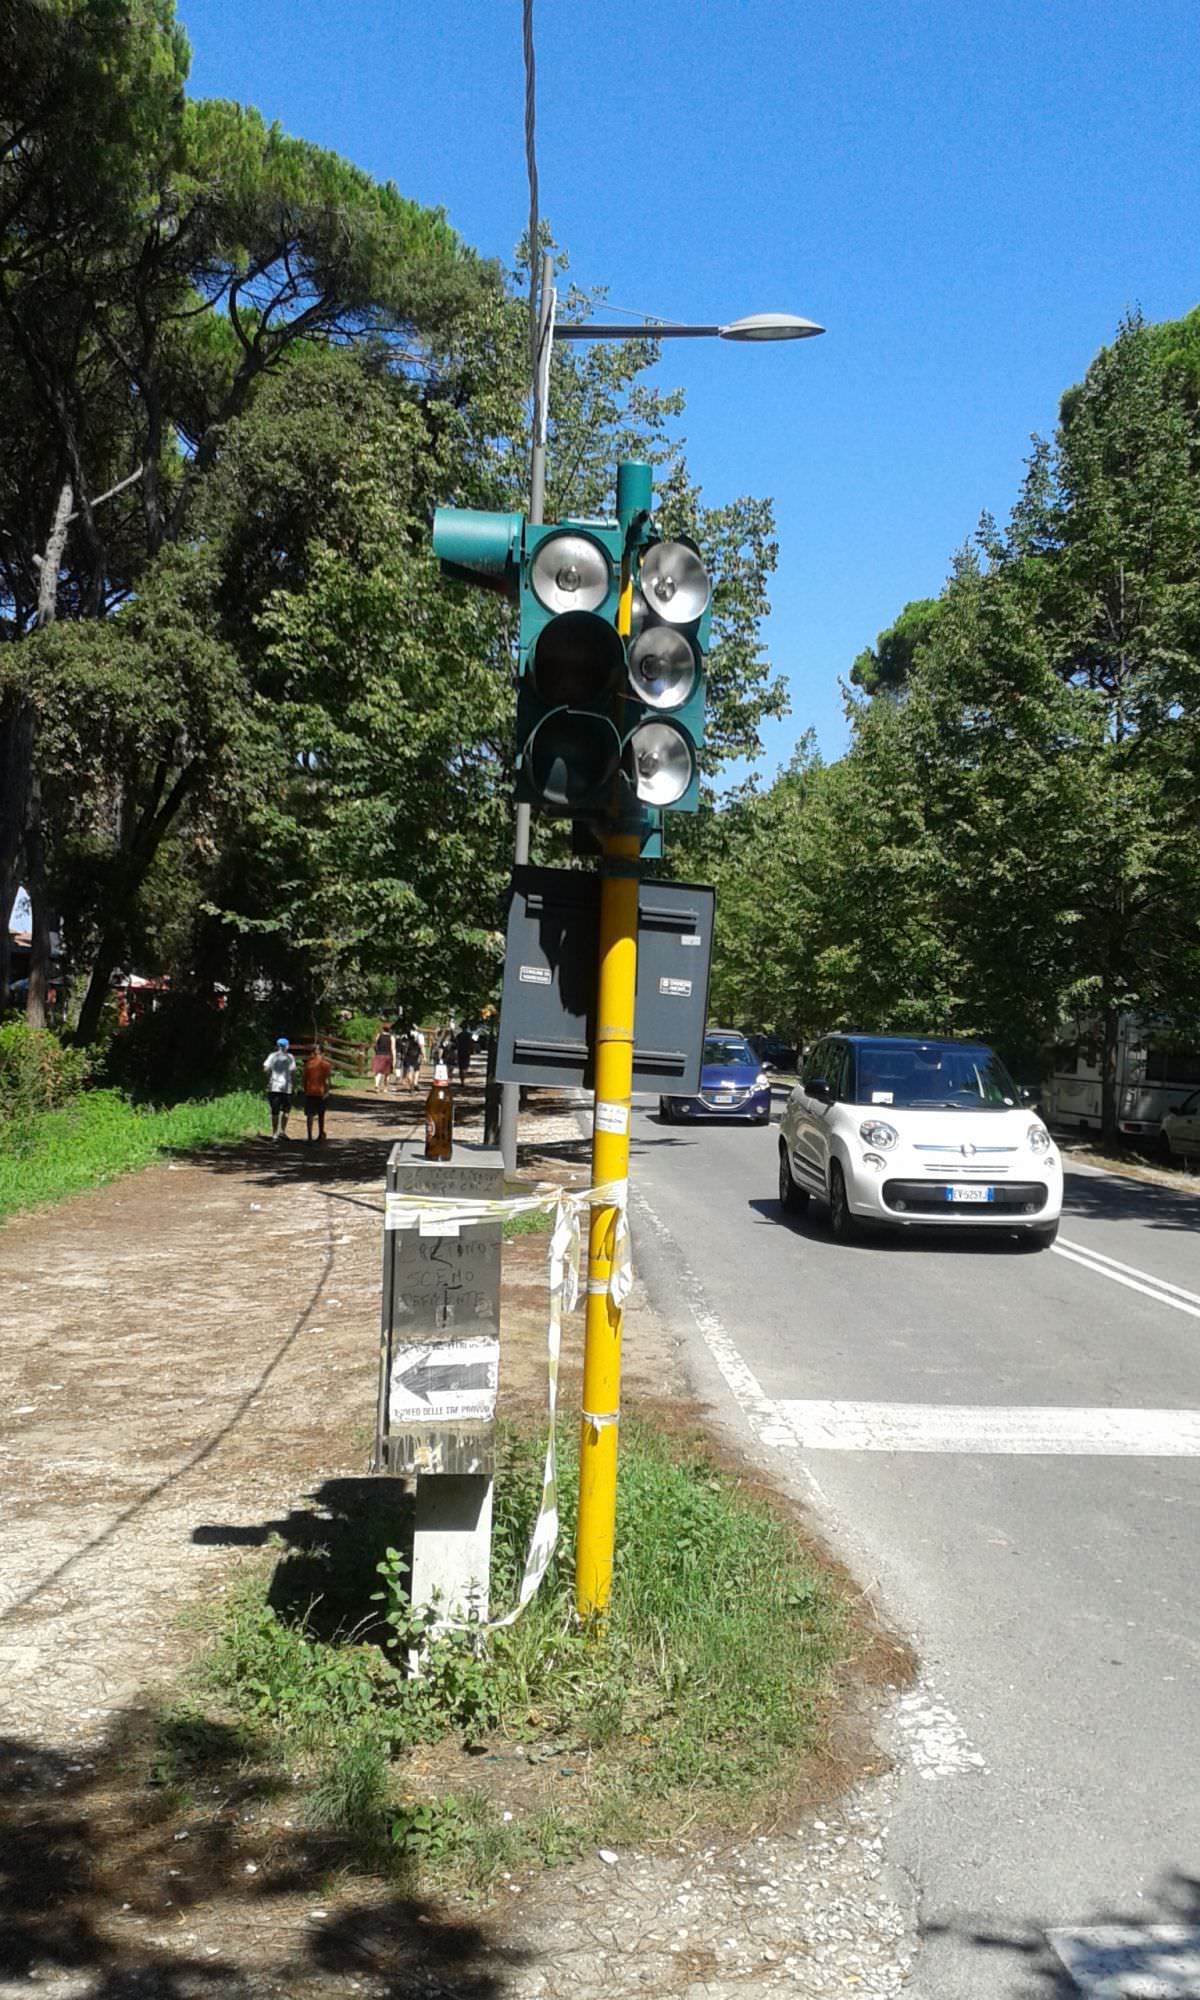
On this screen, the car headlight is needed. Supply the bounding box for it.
[1027,1122,1051,1154]
[859,1118,898,1150]
[755,1071,769,1088]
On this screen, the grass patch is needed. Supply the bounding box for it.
[0,1086,263,1221]
[170,1419,852,1897]
[501,1205,554,1239]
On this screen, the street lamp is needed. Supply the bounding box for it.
[495,257,823,1172]
[553,311,825,342]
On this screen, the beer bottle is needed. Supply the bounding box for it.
[424,1061,453,1161]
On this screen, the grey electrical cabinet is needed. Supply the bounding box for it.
[495,866,715,1093]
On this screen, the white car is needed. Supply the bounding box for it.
[1160,1090,1200,1159]
[778,1033,1063,1247]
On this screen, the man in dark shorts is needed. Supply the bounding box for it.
[262,1037,296,1141]
[304,1040,334,1143]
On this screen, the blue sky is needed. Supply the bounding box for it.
[184,0,1199,780]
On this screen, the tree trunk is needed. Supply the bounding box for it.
[0,696,36,1009]
[24,770,50,1030]
[1100,1004,1121,1146]
[75,935,121,1044]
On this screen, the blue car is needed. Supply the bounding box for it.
[659,1030,773,1124]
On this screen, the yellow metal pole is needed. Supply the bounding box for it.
[575,560,639,1620]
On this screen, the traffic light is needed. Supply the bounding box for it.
[624,536,711,816]
[432,468,711,826]
[516,522,627,815]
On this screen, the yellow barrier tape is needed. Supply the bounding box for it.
[383,1177,631,1629]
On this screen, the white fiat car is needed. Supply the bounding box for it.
[778,1033,1062,1247]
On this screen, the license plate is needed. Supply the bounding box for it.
[713,1092,734,1106]
[946,1185,993,1204]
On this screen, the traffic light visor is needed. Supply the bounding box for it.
[629,718,696,806]
[532,610,625,706]
[530,530,613,614]
[432,506,522,593]
[628,626,697,710]
[639,540,711,626]
[524,709,623,811]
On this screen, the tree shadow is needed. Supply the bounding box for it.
[192,1477,415,1644]
[1061,1167,1200,1234]
[0,1717,515,1997]
[922,1866,1200,1994]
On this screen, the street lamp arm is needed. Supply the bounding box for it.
[553,322,721,341]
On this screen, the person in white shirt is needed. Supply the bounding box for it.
[263,1037,297,1140]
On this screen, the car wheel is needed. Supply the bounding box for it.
[1020,1220,1059,1249]
[659,1097,673,1124]
[828,1160,856,1241]
[778,1143,809,1215]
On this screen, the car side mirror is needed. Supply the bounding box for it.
[807,1077,833,1103]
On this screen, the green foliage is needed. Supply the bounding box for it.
[0,1086,260,1222]
[190,1419,849,1889]
[342,1013,386,1047]
[0,1021,91,1131]
[708,307,1200,1119]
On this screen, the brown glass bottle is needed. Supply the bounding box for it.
[424,1062,453,1161]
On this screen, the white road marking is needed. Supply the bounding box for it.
[1055,1236,1200,1318]
[1048,1924,1200,1995]
[775,1400,1200,1454]
[893,1686,988,1780]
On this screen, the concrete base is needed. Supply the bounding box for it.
[410,1472,494,1627]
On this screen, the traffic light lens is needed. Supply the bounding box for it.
[526,710,622,810]
[533,610,626,705]
[531,532,611,613]
[629,719,695,806]
[628,628,697,710]
[638,541,711,626]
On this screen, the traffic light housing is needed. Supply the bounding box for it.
[432,465,710,829]
[623,537,711,816]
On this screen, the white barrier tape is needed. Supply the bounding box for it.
[582,1409,619,1430]
[385,1175,632,1632]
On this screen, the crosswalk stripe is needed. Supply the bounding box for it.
[774,1401,1200,1454]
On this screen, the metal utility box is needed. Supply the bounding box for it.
[376,1141,503,1479]
[495,865,715,1092]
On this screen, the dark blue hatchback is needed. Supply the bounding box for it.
[659,1030,772,1124]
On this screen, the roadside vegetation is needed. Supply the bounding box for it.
[144,1421,854,1896]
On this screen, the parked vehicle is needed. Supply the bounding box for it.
[1044,1019,1200,1138]
[660,1030,772,1124]
[1160,1091,1200,1160]
[778,1032,1062,1246]
[749,1035,799,1072]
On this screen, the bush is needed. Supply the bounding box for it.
[0,1020,90,1131]
[102,995,263,1102]
[342,1012,385,1048]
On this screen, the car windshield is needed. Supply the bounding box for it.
[852,1041,1018,1110]
[704,1036,753,1067]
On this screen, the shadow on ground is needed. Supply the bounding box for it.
[921,1867,1200,1994]
[192,1477,415,1644]
[0,1717,517,1998]
[1062,1165,1200,1234]
[747,1195,1045,1255]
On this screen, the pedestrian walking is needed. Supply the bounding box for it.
[263,1037,296,1141]
[303,1039,333,1143]
[455,1024,474,1087]
[401,1029,422,1089]
[371,1021,396,1093]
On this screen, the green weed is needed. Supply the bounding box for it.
[0,1087,262,1221]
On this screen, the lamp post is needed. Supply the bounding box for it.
[495,261,824,1175]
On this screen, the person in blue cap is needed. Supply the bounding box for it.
[263,1036,297,1141]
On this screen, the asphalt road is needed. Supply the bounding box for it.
[626,1095,1200,1999]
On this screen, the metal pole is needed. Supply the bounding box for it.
[575,458,649,1619]
[499,247,555,1175]
[574,827,638,1618]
